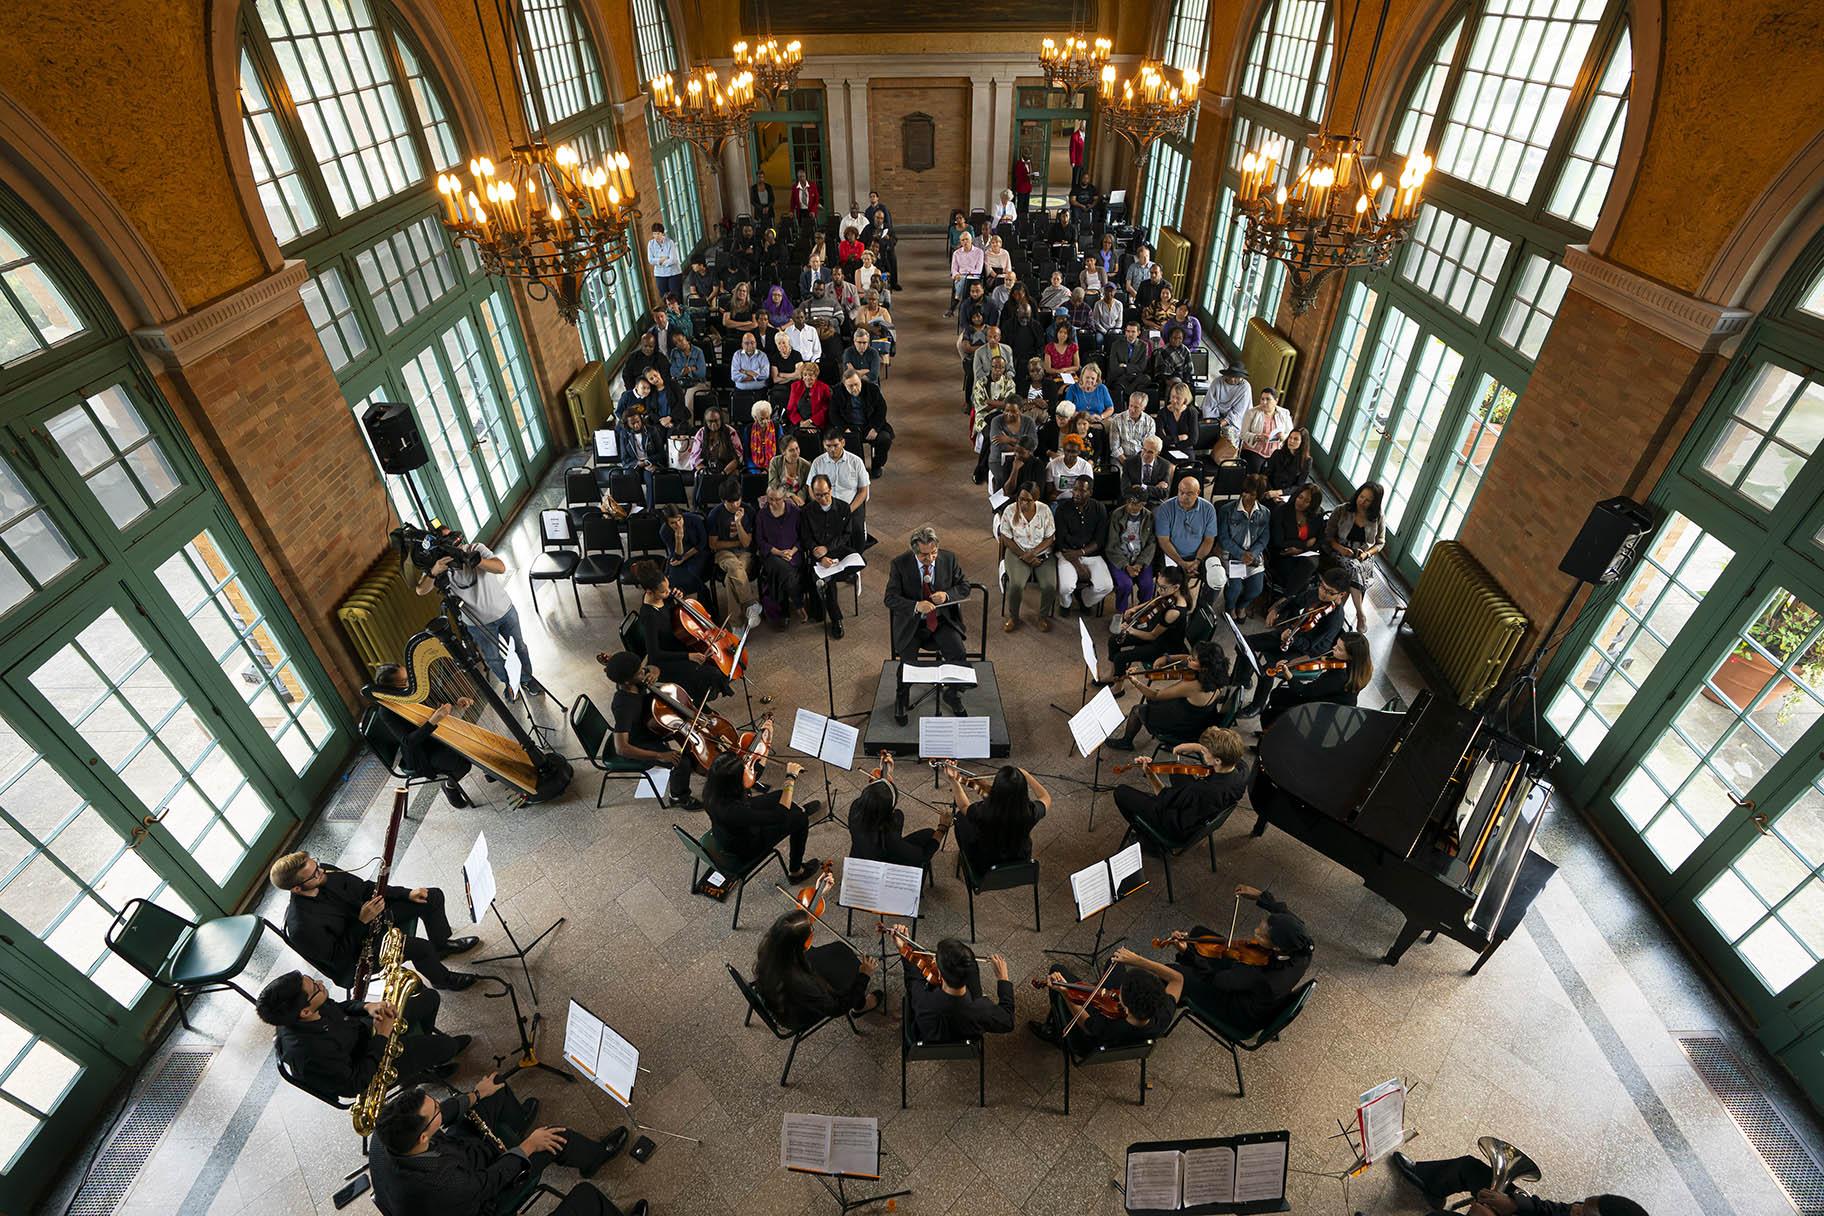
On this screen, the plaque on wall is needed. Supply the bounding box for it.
[902,114,936,172]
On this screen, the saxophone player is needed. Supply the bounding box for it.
[256,971,468,1100]
[370,1074,646,1216]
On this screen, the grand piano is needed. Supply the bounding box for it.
[1250,691,1553,969]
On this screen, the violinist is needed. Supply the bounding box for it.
[1098,563,1190,682]
[601,652,698,808]
[702,754,822,884]
[887,926,1014,1041]
[1028,962,1176,1052]
[1238,566,1351,718]
[941,761,1048,875]
[847,753,952,870]
[1111,726,1250,843]
[633,560,727,703]
[754,905,883,1027]
[1153,885,1314,1033]
[1260,631,1373,729]
[1103,640,1230,752]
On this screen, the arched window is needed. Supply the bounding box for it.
[1303,0,1631,582]
[631,0,706,259]
[0,188,347,1206]
[240,0,551,538]
[1134,0,1215,240]
[1197,0,1334,349]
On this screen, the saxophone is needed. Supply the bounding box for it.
[351,926,419,1135]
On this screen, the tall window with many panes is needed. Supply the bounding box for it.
[630,0,706,263]
[1198,0,1333,352]
[0,188,347,1211]
[1302,0,1630,583]
[1540,232,1824,1090]
[240,0,551,538]
[1134,0,1212,240]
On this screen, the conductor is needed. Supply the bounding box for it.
[884,525,971,723]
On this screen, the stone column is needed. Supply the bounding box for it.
[969,74,993,211]
[826,77,855,206]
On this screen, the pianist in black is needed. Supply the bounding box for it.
[1238,567,1351,718]
[257,970,468,1099]
[1259,630,1375,729]
[365,665,474,807]
[370,1075,641,1216]
[1114,884,1314,1033]
[895,930,1016,1040]
[1389,1150,1646,1216]
[268,851,479,991]
[1111,727,1251,844]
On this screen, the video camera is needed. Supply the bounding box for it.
[391,522,479,574]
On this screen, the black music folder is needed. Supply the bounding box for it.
[1122,1132,1290,1214]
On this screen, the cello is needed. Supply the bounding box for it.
[669,590,747,680]
[598,652,767,778]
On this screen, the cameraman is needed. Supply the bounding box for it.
[413,534,543,698]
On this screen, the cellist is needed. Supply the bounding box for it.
[633,560,729,703]
[1110,726,1251,844]
[1133,884,1314,1035]
[601,651,699,808]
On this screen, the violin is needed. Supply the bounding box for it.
[1116,590,1173,633]
[1263,656,1348,681]
[1030,975,1123,1018]
[1126,663,1200,684]
[668,590,748,680]
[795,860,834,947]
[1110,758,1217,778]
[930,759,991,796]
[1152,929,1275,968]
[879,924,941,986]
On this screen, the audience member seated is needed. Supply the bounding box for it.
[659,506,711,596]
[1121,436,1175,505]
[1044,320,1081,385]
[1108,390,1157,464]
[754,486,807,625]
[1158,380,1199,451]
[786,360,831,435]
[1151,327,1196,399]
[800,474,857,637]
[729,331,771,425]
[1054,476,1113,615]
[1106,320,1153,404]
[1203,361,1252,437]
[706,477,761,627]
[1217,475,1273,616]
[1106,489,1158,613]
[685,408,744,506]
[997,483,1057,633]
[1264,425,1313,500]
[744,402,779,474]
[1045,436,1097,502]
[835,368,893,477]
[667,329,710,422]
[768,434,813,506]
[1269,484,1325,599]
[811,429,871,551]
[1238,387,1292,475]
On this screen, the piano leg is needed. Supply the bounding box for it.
[1381,919,1425,966]
[1467,937,1505,976]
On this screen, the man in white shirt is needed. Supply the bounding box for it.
[646,222,682,303]
[839,204,867,240]
[1203,362,1253,435]
[1108,391,1157,463]
[784,309,822,361]
[810,427,871,550]
[415,537,542,697]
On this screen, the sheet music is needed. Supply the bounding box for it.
[1226,560,1253,580]
[828,1116,880,1178]
[1181,1146,1236,1207]
[562,1000,639,1103]
[839,857,922,918]
[919,716,991,759]
[461,832,495,926]
[633,765,670,798]
[562,1000,605,1083]
[1068,686,1127,757]
[1232,1139,1288,1203]
[900,662,976,684]
[1123,1151,1182,1211]
[818,717,859,770]
[789,707,829,757]
[780,1113,831,1173]
[593,428,618,459]
[1069,860,1114,921]
[1167,449,1191,462]
[988,487,1010,512]
[813,552,866,581]
[1109,841,1144,894]
[1078,616,1099,678]
[1357,1079,1406,1163]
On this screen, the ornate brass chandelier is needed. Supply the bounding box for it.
[1098,61,1200,162]
[733,38,803,100]
[1040,35,1111,96]
[1231,0,1432,314]
[651,66,757,169]
[434,0,638,325]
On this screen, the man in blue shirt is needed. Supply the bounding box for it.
[729,331,772,426]
[1152,475,1226,596]
[646,221,682,302]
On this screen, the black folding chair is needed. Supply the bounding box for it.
[573,513,627,614]
[1171,980,1316,1097]
[955,853,1040,942]
[569,693,659,808]
[900,989,985,1108]
[673,824,787,929]
[527,509,582,614]
[728,964,862,1087]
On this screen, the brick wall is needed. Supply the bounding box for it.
[1455,287,1727,634]
[159,303,392,709]
[867,79,971,224]
[510,283,590,448]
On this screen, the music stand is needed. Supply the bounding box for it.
[789,708,861,829]
[838,857,923,1000]
[1222,607,1265,723]
[465,832,564,1006]
[1048,842,1147,967]
[814,557,870,723]
[563,999,700,1152]
[480,975,570,1083]
[1118,1132,1291,1214]
[782,1114,909,1215]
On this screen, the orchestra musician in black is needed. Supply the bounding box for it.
[1237,567,1352,718]
[256,969,468,1099]
[1028,963,1177,1053]
[268,851,479,992]
[894,931,1016,1040]
[1110,726,1251,843]
[600,650,700,808]
[1121,883,1314,1035]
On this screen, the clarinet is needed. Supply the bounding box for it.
[467,1108,509,1155]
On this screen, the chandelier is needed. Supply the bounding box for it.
[1098,61,1200,162]
[651,66,757,170]
[1231,0,1431,314]
[1040,35,1110,96]
[433,3,638,325]
[733,38,803,100]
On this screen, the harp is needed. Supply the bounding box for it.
[371,617,572,803]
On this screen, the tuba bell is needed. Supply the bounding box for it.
[1448,1137,1540,1209]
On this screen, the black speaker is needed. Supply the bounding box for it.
[1558,496,1655,585]
[362,400,427,474]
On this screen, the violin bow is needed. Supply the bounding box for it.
[1059,959,1121,1039]
[773,883,866,959]
[1225,892,1242,949]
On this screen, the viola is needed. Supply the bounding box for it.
[1127,664,1200,684]
[1264,656,1348,681]
[1116,590,1173,632]
[668,590,748,680]
[1152,930,1275,968]
[1030,975,1122,1018]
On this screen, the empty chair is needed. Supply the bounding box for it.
[573,513,627,614]
[527,509,581,614]
[106,899,285,1030]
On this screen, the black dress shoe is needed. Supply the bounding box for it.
[582,1126,630,1177]
[626,1202,650,1216]
[1026,1018,1061,1045]
[673,794,702,811]
[447,1033,473,1056]
[831,618,845,639]
[437,935,481,958]
[787,858,823,883]
[1104,735,1135,751]
[440,971,481,991]
[942,690,966,716]
[800,800,824,821]
[1389,1153,1444,1207]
